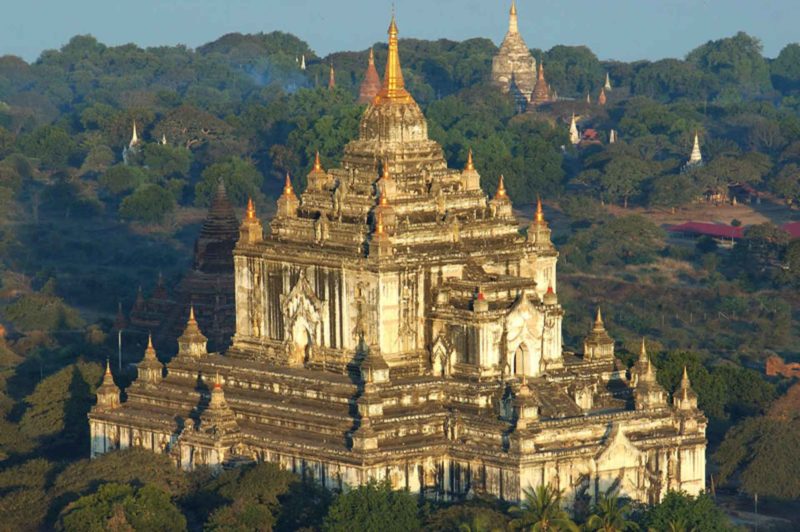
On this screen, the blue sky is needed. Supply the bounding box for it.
[1,0,798,63]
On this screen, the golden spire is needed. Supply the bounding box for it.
[104,358,112,377]
[374,14,414,104]
[313,151,323,172]
[535,196,545,223]
[494,175,509,201]
[144,332,157,360]
[594,307,604,327]
[639,337,648,362]
[368,47,375,66]
[282,173,296,198]
[189,305,196,323]
[328,63,336,89]
[246,197,256,220]
[509,0,519,34]
[465,149,475,171]
[129,120,139,148]
[214,371,222,390]
[681,366,690,388]
[538,61,545,81]
[375,210,385,235]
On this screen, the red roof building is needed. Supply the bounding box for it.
[668,222,744,240]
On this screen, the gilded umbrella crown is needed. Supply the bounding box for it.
[374,15,413,104]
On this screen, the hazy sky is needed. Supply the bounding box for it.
[2,0,798,63]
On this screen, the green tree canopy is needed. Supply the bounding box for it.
[323,479,420,532]
[58,482,186,532]
[195,157,263,206]
[686,32,772,94]
[119,183,175,223]
[637,491,732,532]
[19,125,79,169]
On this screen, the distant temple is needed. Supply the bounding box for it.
[569,114,580,145]
[357,49,381,104]
[492,1,537,110]
[688,132,703,166]
[91,15,706,507]
[127,181,238,353]
[529,62,554,107]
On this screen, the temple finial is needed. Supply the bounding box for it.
[465,149,475,171]
[535,196,545,223]
[639,337,648,362]
[509,1,519,34]
[328,63,336,89]
[375,210,385,235]
[189,305,196,322]
[313,151,323,172]
[246,197,256,220]
[105,358,112,376]
[147,332,153,349]
[283,173,296,198]
[374,13,413,104]
[595,306,603,325]
[368,48,375,66]
[494,175,508,200]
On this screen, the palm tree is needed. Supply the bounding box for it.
[509,484,579,531]
[585,493,639,531]
[457,512,505,532]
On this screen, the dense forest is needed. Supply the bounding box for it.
[0,24,800,530]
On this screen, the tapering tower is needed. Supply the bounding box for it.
[689,132,703,166]
[358,49,382,104]
[583,307,614,361]
[491,1,537,100]
[328,64,336,90]
[569,114,580,145]
[530,62,551,106]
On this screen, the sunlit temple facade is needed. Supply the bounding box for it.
[90,17,706,506]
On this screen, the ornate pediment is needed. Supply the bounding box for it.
[280,268,324,319]
[596,423,641,470]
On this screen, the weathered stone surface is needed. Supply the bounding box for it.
[491,1,537,103]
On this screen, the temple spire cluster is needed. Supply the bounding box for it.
[90,12,707,506]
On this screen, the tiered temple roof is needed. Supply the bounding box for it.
[90,15,706,507]
[127,181,238,352]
